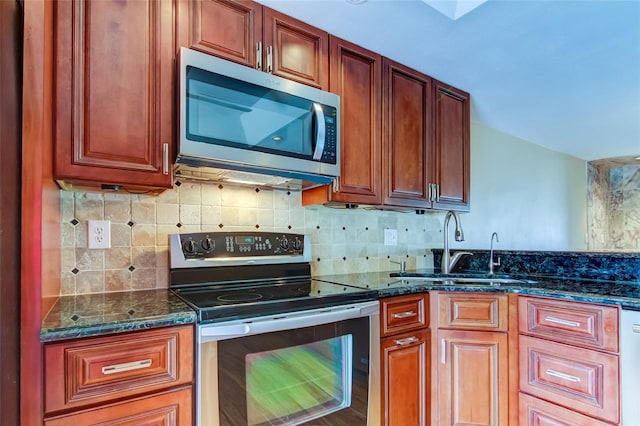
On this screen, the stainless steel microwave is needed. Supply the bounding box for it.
[176,47,340,189]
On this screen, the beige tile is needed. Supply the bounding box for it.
[221,185,258,208]
[201,182,221,206]
[105,269,131,292]
[104,197,131,223]
[179,181,202,205]
[60,271,76,296]
[132,201,156,224]
[61,223,76,249]
[201,205,222,226]
[156,247,169,268]
[156,203,179,225]
[105,247,131,270]
[221,206,257,227]
[179,204,201,225]
[257,209,275,229]
[132,246,157,268]
[111,223,132,247]
[74,193,104,221]
[61,247,76,272]
[155,268,169,289]
[75,248,105,271]
[60,192,75,222]
[157,225,178,247]
[155,187,179,204]
[132,224,156,246]
[75,270,105,294]
[131,268,156,290]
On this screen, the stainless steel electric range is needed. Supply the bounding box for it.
[169,231,380,426]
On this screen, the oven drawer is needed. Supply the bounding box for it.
[519,392,613,426]
[44,325,193,414]
[436,292,508,331]
[519,296,618,352]
[519,335,619,423]
[381,293,429,336]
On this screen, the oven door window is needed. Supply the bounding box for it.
[217,317,369,426]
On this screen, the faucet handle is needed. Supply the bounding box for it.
[389,259,407,273]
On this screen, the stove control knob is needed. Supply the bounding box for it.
[183,239,197,254]
[280,238,289,250]
[292,238,302,251]
[201,237,214,252]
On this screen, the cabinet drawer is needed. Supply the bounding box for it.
[380,293,429,336]
[44,386,192,426]
[519,393,613,426]
[44,325,194,414]
[519,296,619,352]
[437,292,508,331]
[519,335,619,423]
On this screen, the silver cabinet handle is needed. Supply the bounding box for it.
[393,311,416,319]
[266,45,273,73]
[162,143,169,175]
[632,324,640,333]
[395,336,419,346]
[101,359,152,375]
[441,338,446,364]
[545,369,580,383]
[256,42,263,71]
[545,316,580,328]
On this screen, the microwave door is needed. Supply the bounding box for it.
[186,68,314,159]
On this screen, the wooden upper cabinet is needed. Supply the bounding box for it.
[54,0,173,191]
[433,80,470,211]
[182,0,262,67]
[383,59,433,209]
[303,36,382,206]
[262,7,328,89]
[178,0,328,90]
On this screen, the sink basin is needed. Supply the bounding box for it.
[393,275,537,286]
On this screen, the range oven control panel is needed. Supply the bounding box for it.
[176,232,306,259]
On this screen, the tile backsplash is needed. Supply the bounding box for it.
[60,181,442,295]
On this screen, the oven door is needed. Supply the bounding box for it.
[197,302,380,426]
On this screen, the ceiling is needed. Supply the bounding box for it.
[257,0,640,161]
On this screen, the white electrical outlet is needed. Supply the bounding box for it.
[88,220,111,249]
[384,228,398,246]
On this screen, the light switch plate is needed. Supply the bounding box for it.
[88,220,111,249]
[384,228,398,246]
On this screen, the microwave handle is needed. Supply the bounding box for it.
[312,103,326,160]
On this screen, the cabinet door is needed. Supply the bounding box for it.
[432,80,470,211]
[303,36,382,206]
[383,59,433,209]
[44,387,192,426]
[381,329,430,426]
[263,7,328,90]
[54,0,173,190]
[438,330,509,426]
[179,0,262,68]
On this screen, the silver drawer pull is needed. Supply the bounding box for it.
[544,316,580,328]
[393,311,417,319]
[101,359,152,375]
[395,336,419,346]
[545,369,581,383]
[632,324,640,333]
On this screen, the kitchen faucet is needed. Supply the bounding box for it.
[489,232,501,275]
[441,211,472,274]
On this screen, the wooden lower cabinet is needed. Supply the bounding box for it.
[437,329,509,426]
[519,392,613,426]
[44,387,192,426]
[381,329,430,426]
[43,325,194,425]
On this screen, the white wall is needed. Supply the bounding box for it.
[447,121,588,251]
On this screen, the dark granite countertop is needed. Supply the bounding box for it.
[315,269,640,311]
[40,289,197,342]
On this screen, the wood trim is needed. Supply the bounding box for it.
[21,1,61,424]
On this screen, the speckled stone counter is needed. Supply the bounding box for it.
[315,270,640,311]
[41,289,197,342]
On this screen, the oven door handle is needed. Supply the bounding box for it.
[200,301,379,342]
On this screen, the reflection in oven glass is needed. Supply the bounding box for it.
[245,336,352,425]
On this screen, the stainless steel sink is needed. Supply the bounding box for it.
[394,275,537,286]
